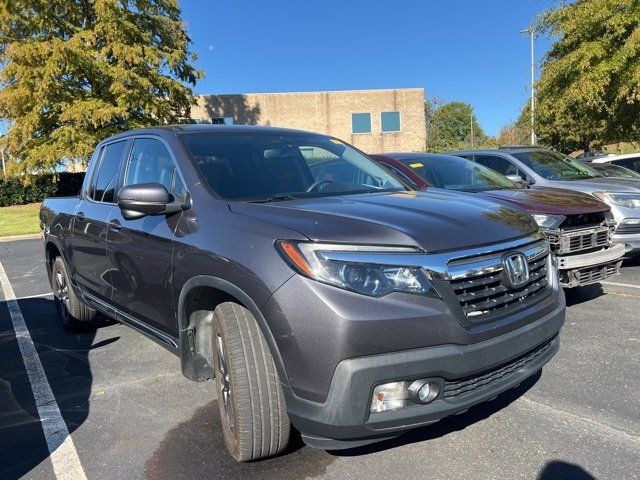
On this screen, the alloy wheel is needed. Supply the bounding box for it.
[216,332,235,434]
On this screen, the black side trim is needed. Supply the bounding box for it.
[177,276,289,384]
[82,291,179,351]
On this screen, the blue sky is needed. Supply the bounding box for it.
[181,0,555,137]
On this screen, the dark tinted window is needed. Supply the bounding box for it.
[181,133,404,201]
[400,156,517,191]
[92,141,126,202]
[512,150,599,180]
[473,155,520,176]
[591,163,640,179]
[613,157,640,173]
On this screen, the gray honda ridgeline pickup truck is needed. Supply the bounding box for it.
[40,125,565,461]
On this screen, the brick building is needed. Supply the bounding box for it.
[191,88,426,153]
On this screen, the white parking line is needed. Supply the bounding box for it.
[16,291,54,300]
[0,261,87,480]
[602,281,640,290]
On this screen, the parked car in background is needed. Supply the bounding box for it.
[40,126,565,461]
[575,151,613,161]
[372,153,624,288]
[449,147,640,255]
[592,152,640,174]
[589,162,640,179]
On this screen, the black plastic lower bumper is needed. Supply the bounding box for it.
[283,297,565,450]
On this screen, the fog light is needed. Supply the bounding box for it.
[409,380,440,404]
[370,382,408,413]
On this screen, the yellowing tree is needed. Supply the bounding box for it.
[536,0,640,152]
[0,0,201,174]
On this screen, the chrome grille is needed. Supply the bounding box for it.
[547,224,611,255]
[448,240,550,321]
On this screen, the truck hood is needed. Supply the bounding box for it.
[478,187,610,215]
[543,177,640,194]
[229,189,538,252]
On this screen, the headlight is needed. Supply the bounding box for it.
[594,192,640,209]
[532,214,566,230]
[275,241,436,297]
[604,210,616,225]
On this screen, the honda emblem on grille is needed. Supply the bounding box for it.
[502,253,530,288]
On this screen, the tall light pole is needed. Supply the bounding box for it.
[521,28,536,146]
[470,112,475,148]
[0,134,5,176]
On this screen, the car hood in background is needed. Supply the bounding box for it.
[230,189,538,252]
[479,187,610,215]
[543,177,640,194]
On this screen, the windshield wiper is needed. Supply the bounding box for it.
[248,194,301,203]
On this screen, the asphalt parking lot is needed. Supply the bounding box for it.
[0,238,638,480]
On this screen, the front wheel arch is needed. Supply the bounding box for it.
[177,276,289,386]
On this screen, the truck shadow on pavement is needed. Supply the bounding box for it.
[0,298,116,480]
[564,284,605,307]
[538,460,596,480]
[145,372,544,480]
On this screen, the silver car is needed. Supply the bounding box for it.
[450,147,640,254]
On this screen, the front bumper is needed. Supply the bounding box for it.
[556,243,625,287]
[612,232,640,254]
[556,243,625,270]
[284,295,565,450]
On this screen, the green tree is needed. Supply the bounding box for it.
[535,0,640,152]
[498,101,532,146]
[0,0,201,174]
[429,101,486,152]
[424,95,443,151]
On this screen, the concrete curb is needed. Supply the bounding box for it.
[0,233,41,243]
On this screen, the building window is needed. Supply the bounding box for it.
[352,113,371,134]
[212,116,234,125]
[381,111,401,132]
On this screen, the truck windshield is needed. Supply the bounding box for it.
[512,150,601,181]
[399,156,518,192]
[591,163,640,179]
[181,132,406,201]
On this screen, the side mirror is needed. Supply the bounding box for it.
[506,174,524,184]
[506,174,531,187]
[118,183,173,220]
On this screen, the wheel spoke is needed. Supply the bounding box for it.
[215,333,235,434]
[54,270,70,318]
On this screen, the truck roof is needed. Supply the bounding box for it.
[102,124,324,143]
[448,147,544,156]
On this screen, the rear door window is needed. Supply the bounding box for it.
[91,141,127,203]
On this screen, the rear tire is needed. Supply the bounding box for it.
[213,302,290,461]
[51,257,97,330]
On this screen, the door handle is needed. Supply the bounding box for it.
[108,219,122,231]
[75,212,85,221]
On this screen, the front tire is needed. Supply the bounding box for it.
[51,257,97,330]
[213,302,290,461]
